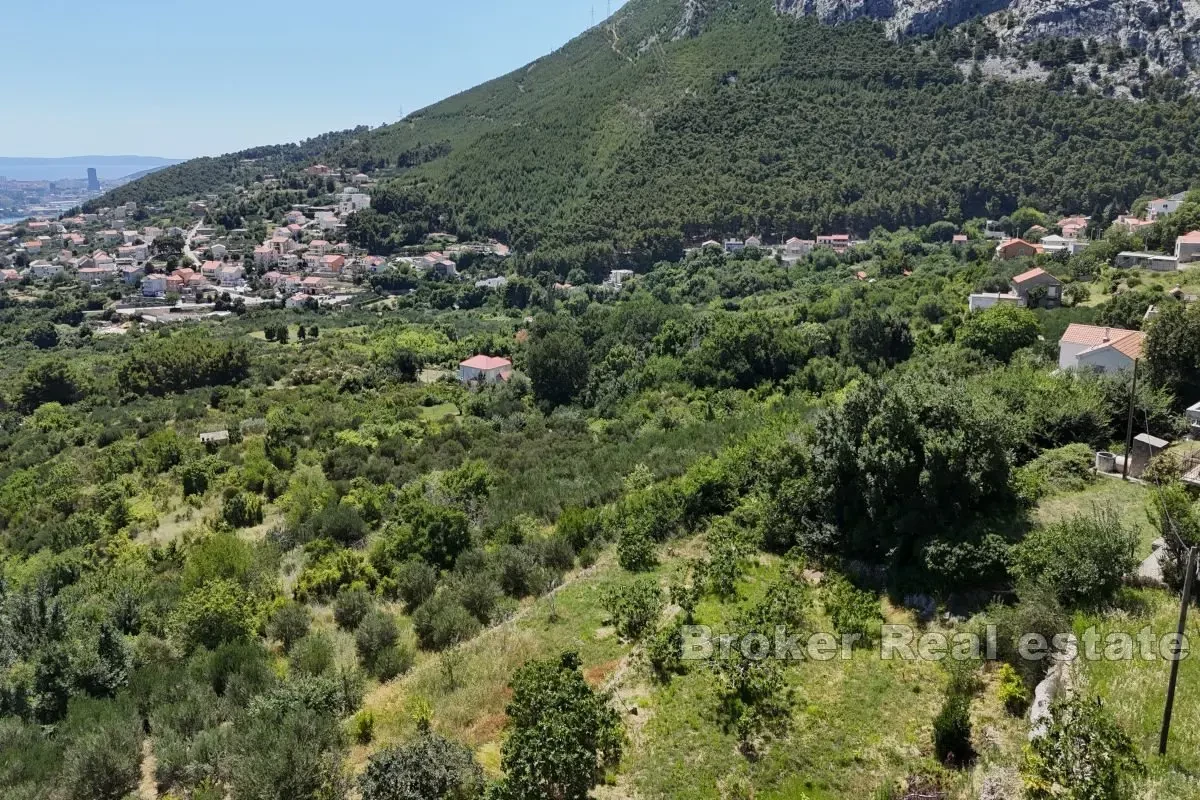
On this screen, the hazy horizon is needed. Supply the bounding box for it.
[0,0,629,159]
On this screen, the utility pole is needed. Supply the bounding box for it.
[1122,358,1140,480]
[1160,546,1197,756]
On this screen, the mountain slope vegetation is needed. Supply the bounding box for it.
[104,0,1200,256]
[104,0,1200,257]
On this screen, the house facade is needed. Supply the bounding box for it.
[1010,267,1063,307]
[816,234,850,253]
[458,355,513,384]
[995,239,1040,260]
[1175,231,1200,264]
[1058,324,1144,374]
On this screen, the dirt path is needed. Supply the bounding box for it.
[138,738,158,800]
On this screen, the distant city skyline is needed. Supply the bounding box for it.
[0,0,628,160]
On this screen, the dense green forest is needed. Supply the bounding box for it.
[101,0,1200,259]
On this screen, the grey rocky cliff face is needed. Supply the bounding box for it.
[774,0,1200,75]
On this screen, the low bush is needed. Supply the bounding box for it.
[602,576,663,640]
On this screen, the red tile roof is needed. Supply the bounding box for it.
[1011,267,1049,284]
[1060,324,1145,360]
[460,355,512,371]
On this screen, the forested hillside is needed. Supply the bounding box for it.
[84,128,372,211]
[105,0,1200,257]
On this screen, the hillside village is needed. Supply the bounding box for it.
[5,166,1200,386]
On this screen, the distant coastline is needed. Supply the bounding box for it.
[0,156,181,182]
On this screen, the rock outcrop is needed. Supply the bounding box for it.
[775,0,1200,77]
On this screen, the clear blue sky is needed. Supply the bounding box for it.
[1,0,628,159]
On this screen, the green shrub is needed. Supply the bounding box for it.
[1023,696,1143,799]
[646,618,686,681]
[333,583,374,630]
[267,601,311,652]
[392,558,438,611]
[291,630,336,677]
[932,692,974,767]
[354,610,399,671]
[1012,443,1095,502]
[822,574,882,645]
[221,491,264,529]
[360,729,484,800]
[601,576,663,640]
[371,643,415,682]
[351,709,375,745]
[412,591,481,651]
[617,528,657,572]
[1012,506,1137,607]
[997,663,1030,716]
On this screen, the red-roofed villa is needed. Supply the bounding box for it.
[458,355,513,384]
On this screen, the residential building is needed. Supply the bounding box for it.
[1147,194,1187,220]
[1058,324,1144,373]
[120,264,144,286]
[339,192,371,214]
[995,238,1040,260]
[78,267,117,285]
[1011,267,1063,306]
[744,235,763,249]
[604,269,635,289]
[1039,235,1089,256]
[117,244,148,263]
[1116,251,1179,271]
[1,269,21,283]
[784,237,815,257]
[816,234,851,253]
[22,240,42,254]
[475,276,508,290]
[1175,231,1200,264]
[723,238,744,253]
[952,234,968,245]
[142,274,167,296]
[458,355,513,384]
[217,265,244,287]
[29,261,62,279]
[308,240,330,256]
[287,292,314,309]
[319,255,346,275]
[1116,215,1155,233]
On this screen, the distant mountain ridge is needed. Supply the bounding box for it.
[104,0,1200,257]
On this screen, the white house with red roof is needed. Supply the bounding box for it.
[816,233,851,253]
[1059,324,1145,374]
[458,355,513,384]
[1147,194,1187,220]
[1175,231,1200,264]
[287,292,315,309]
